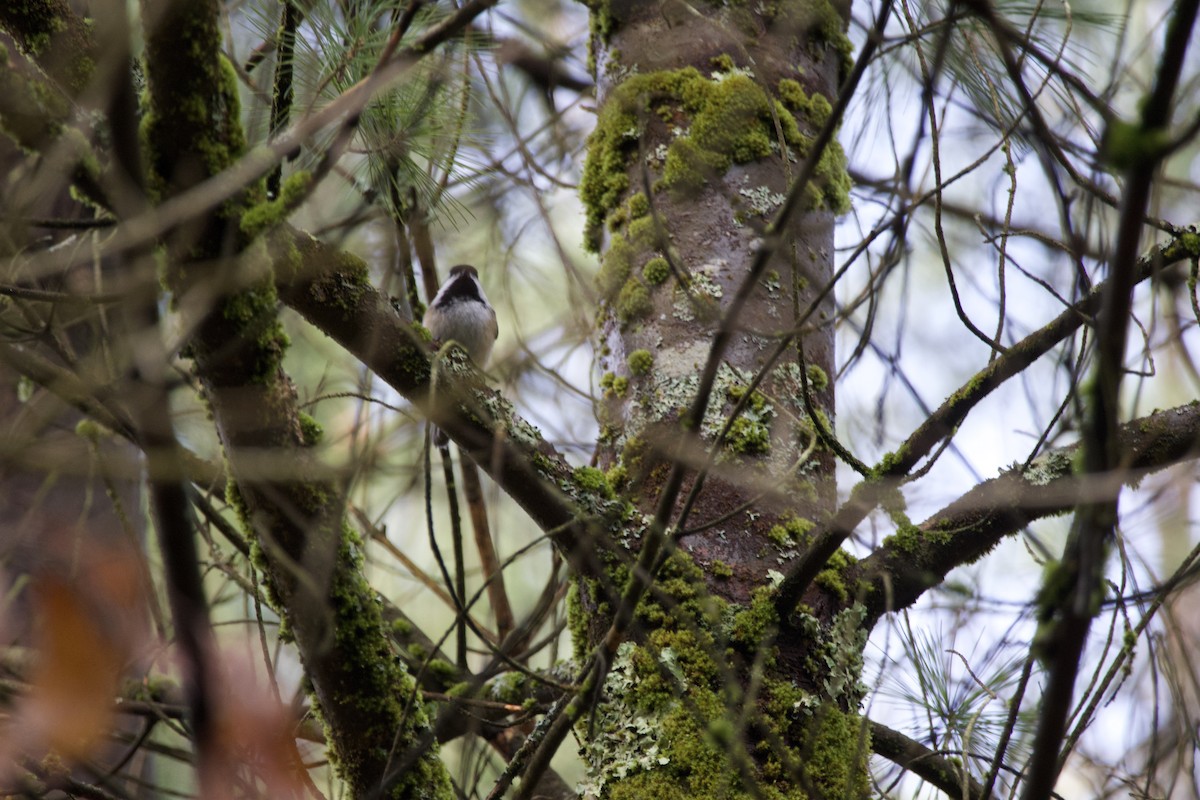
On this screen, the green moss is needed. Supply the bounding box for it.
[0,47,69,150]
[660,133,723,195]
[628,192,650,219]
[577,547,869,799]
[575,465,615,500]
[1179,229,1200,257]
[778,78,807,110]
[727,383,768,413]
[315,523,454,799]
[611,376,630,397]
[240,170,313,238]
[801,0,855,83]
[797,703,871,798]
[216,283,289,383]
[642,256,671,286]
[709,54,736,72]
[627,349,654,375]
[880,518,923,555]
[298,411,323,446]
[607,203,628,231]
[627,215,665,251]
[74,419,107,439]
[807,93,833,128]
[728,586,779,652]
[617,278,653,323]
[0,2,95,93]
[581,0,619,42]
[598,233,636,298]
[806,364,829,392]
[581,67,829,251]
[809,138,852,214]
[710,559,733,579]
[813,548,857,603]
[605,463,629,492]
[1102,116,1171,170]
[426,658,459,685]
[767,517,815,549]
[726,416,770,454]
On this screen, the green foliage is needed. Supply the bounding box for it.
[251,0,474,224]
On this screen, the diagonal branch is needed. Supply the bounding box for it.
[276,228,614,572]
[774,226,1200,619]
[870,719,989,800]
[855,401,1200,630]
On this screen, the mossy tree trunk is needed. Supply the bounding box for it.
[137,1,455,797]
[573,1,870,797]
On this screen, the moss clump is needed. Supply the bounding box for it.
[240,170,313,238]
[598,233,637,298]
[778,78,807,110]
[628,215,666,251]
[580,60,854,255]
[581,68,807,251]
[611,376,630,397]
[778,79,834,130]
[216,282,289,383]
[1177,229,1200,257]
[726,416,770,454]
[575,465,615,500]
[710,559,733,579]
[642,256,671,285]
[627,349,654,375]
[813,547,858,603]
[728,586,779,652]
[606,463,629,492]
[628,192,650,219]
[617,278,653,323]
[298,411,323,447]
[727,383,768,413]
[767,517,815,548]
[710,53,736,72]
[806,364,829,392]
[74,419,107,439]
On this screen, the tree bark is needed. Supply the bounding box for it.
[573,1,868,797]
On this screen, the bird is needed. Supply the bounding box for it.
[423,264,498,446]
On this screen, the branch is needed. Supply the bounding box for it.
[4,0,501,283]
[276,228,616,571]
[870,719,989,800]
[0,32,111,210]
[774,225,1200,619]
[0,0,97,95]
[856,401,1200,629]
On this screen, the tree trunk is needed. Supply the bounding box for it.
[574,1,868,797]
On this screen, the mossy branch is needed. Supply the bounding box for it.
[0,0,97,95]
[0,40,111,210]
[854,401,1200,629]
[274,227,622,574]
[774,226,1200,619]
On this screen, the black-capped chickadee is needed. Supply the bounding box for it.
[423,264,498,446]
